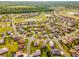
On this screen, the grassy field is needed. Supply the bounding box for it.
[8,6,36,9]
[58,9,79,20]
[0,22,13,35]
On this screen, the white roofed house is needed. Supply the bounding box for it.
[42,43,47,49]
[49,40,55,49]
[67,22,75,27]
[18,28,26,34]
[0,47,8,54]
[41,40,47,49]
[33,50,41,57]
[33,40,39,47]
[15,50,24,57]
[33,42,38,47]
[0,39,4,44]
[51,49,61,56]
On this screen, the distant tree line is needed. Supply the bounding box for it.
[0,6,54,14]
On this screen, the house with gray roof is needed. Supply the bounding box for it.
[0,47,8,54]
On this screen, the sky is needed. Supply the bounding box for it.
[0,0,78,1]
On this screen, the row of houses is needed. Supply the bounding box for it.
[70,45,79,57]
[61,36,76,44]
[32,39,64,57]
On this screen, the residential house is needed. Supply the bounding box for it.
[51,49,61,56]
[33,50,41,57]
[0,39,4,44]
[0,47,8,54]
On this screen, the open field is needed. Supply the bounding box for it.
[8,6,36,8]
